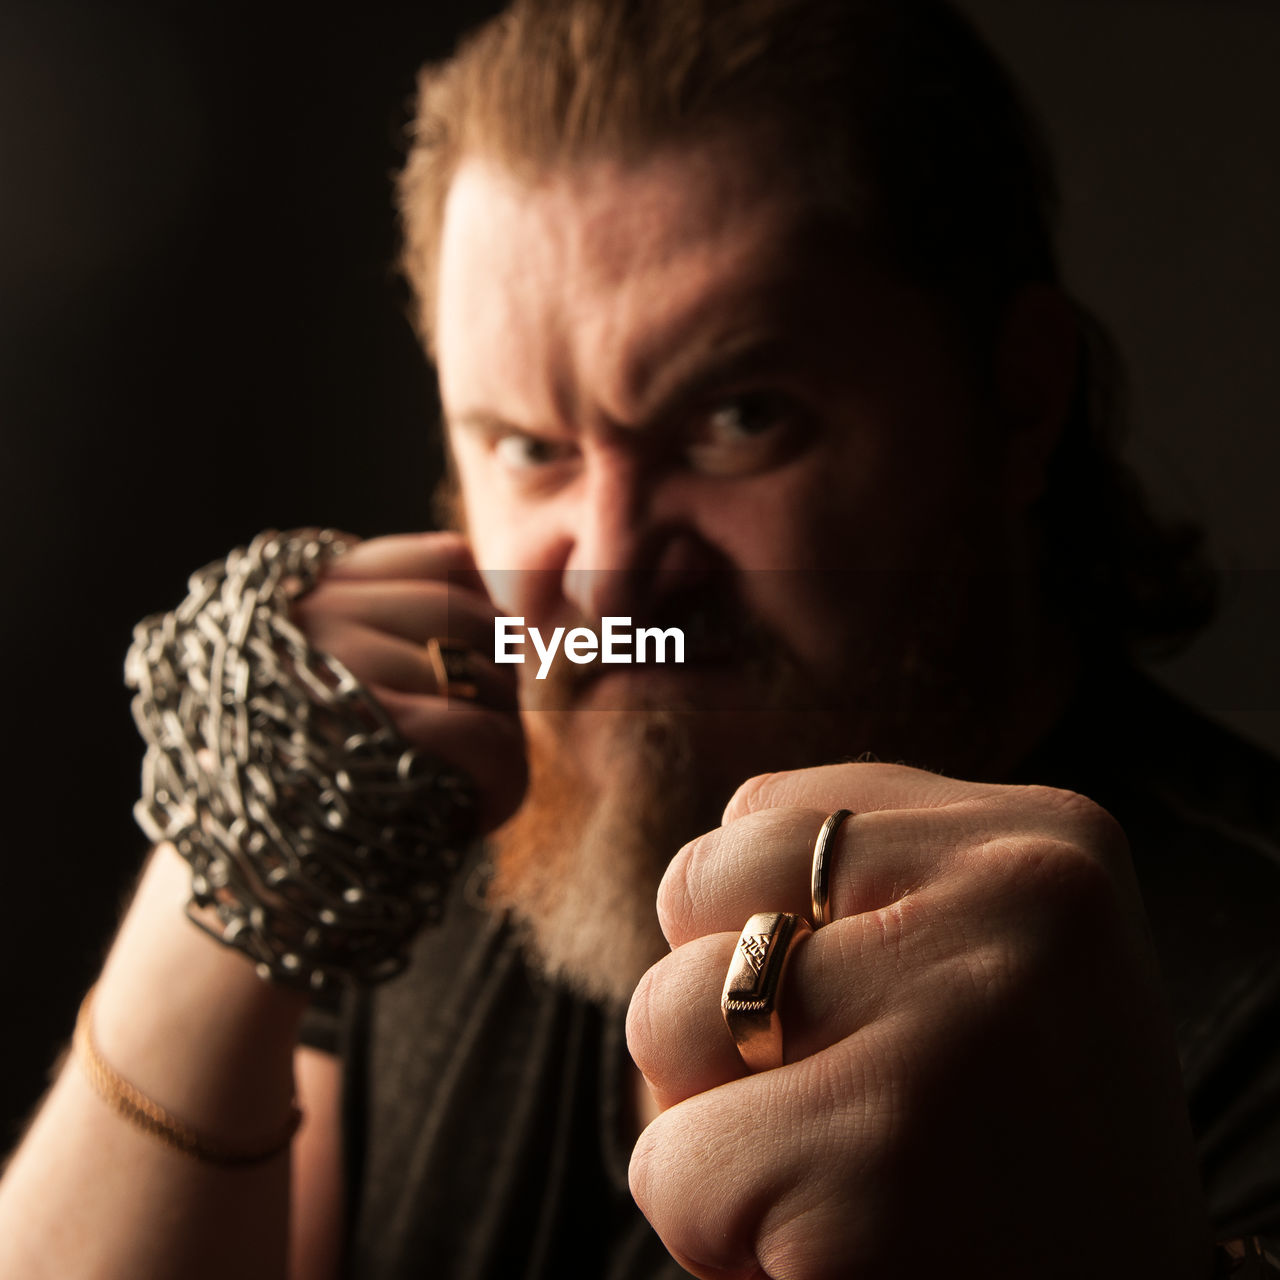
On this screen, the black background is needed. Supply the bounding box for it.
[0,1,504,1139]
[1,0,1277,1145]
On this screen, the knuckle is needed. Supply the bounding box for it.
[626,1110,664,1217]
[981,833,1118,934]
[959,937,1021,1005]
[628,1106,761,1279]
[1018,784,1127,854]
[1009,781,1083,820]
[624,962,661,1077]
[1033,837,1117,917]
[1063,792,1128,861]
[722,771,784,822]
[654,836,699,945]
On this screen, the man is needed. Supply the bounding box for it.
[0,0,1277,1277]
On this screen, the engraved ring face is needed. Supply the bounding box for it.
[721,911,812,1072]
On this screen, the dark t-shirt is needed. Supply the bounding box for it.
[306,669,1280,1277]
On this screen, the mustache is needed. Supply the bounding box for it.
[521,583,791,709]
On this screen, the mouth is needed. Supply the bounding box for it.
[514,584,789,714]
[524,655,758,715]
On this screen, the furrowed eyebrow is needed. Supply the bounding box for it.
[637,334,793,423]
[445,336,795,444]
[621,251,831,424]
[446,411,542,439]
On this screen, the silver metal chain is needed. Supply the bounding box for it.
[124,528,475,991]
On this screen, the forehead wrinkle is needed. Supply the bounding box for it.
[539,170,718,431]
[549,170,825,429]
[437,147,850,436]
[581,235,859,433]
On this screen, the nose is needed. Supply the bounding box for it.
[561,450,714,621]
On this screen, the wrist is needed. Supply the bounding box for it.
[87,844,307,1148]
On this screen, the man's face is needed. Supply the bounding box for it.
[431,138,1033,999]
[437,138,1026,761]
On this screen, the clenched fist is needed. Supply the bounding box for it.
[627,763,1213,1280]
[291,530,527,834]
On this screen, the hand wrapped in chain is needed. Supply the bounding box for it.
[125,529,526,991]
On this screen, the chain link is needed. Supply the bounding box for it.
[125,528,475,991]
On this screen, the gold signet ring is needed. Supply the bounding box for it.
[721,911,812,1073]
[810,808,853,927]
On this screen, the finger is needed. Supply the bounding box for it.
[628,910,926,1110]
[721,765,1125,864]
[659,804,959,947]
[720,759,986,825]
[303,616,518,713]
[323,531,487,594]
[628,934,750,1107]
[369,685,527,832]
[630,1057,876,1280]
[294,579,498,654]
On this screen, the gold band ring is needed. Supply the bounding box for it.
[425,637,480,700]
[721,911,812,1073]
[810,808,853,928]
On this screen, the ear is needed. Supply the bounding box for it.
[994,284,1080,509]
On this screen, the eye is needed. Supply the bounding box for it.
[687,391,807,476]
[493,432,575,474]
[708,394,783,439]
